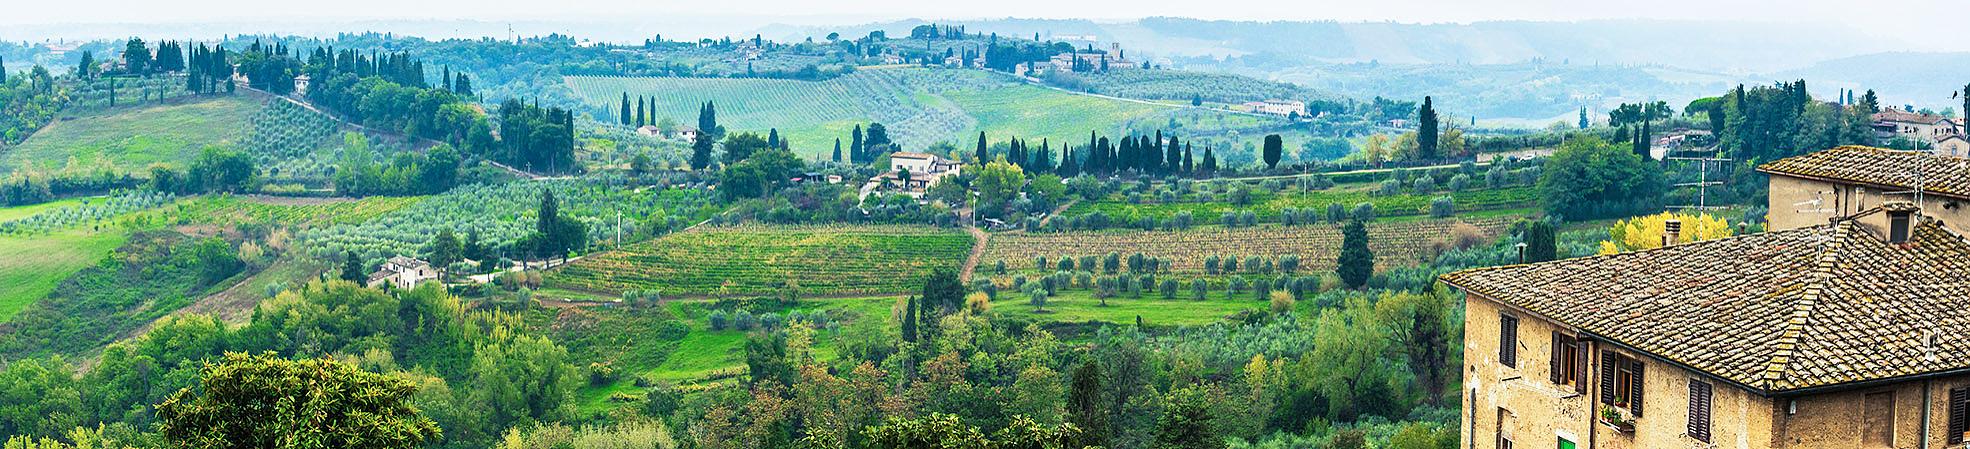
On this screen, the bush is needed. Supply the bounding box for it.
[708,311,730,330]
[1351,202,1377,222]
[1430,196,1455,218]
[1191,279,1209,300]
[1269,290,1295,314]
[1327,203,1346,222]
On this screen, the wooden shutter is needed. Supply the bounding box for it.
[1549,331,1563,384]
[1499,315,1517,367]
[1574,341,1590,394]
[1688,380,1712,443]
[1599,352,1618,404]
[1629,361,1645,417]
[1949,387,1968,445]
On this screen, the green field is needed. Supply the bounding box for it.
[565,68,1288,158]
[0,95,264,174]
[0,198,86,222]
[547,225,975,297]
[988,290,1261,327]
[1064,185,1539,222]
[0,228,128,321]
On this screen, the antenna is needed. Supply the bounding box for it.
[1667,153,1732,211]
[1793,191,1835,215]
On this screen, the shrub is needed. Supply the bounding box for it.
[1351,202,1377,222]
[1191,279,1209,300]
[1430,196,1456,218]
[709,311,730,330]
[1269,290,1295,314]
[1327,203,1346,222]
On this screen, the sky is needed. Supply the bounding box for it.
[3,0,1960,34]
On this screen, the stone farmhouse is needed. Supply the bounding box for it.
[1444,146,1970,449]
[367,256,440,290]
[869,152,963,198]
[1761,145,1970,235]
[1873,109,1967,155]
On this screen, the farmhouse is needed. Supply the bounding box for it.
[1449,145,1970,448]
[1872,109,1966,154]
[1444,203,1970,449]
[669,125,700,141]
[635,125,664,137]
[1240,99,1306,117]
[1759,145,1970,235]
[367,256,440,290]
[871,152,962,197]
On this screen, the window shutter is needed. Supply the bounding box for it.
[1949,387,1968,445]
[1549,331,1563,384]
[1599,351,1617,404]
[1688,380,1712,443]
[1574,342,1590,394]
[1629,361,1645,418]
[1499,315,1517,367]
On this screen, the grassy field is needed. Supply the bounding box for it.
[156,195,426,227]
[1063,185,1539,222]
[0,198,87,222]
[984,217,1516,273]
[547,225,975,297]
[0,228,128,321]
[0,95,263,174]
[565,67,1287,158]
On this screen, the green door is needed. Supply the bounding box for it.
[1557,437,1576,449]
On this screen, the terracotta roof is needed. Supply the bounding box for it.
[1757,146,1970,200]
[1440,215,1970,393]
[1873,110,1951,125]
[890,152,936,160]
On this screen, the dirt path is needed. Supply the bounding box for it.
[959,226,990,282]
[1035,198,1079,229]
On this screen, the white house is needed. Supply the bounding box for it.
[367,256,440,290]
[1240,99,1305,117]
[872,152,964,197]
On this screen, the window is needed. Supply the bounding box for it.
[1948,387,1968,445]
[1688,380,1713,443]
[1499,314,1518,368]
[1556,437,1575,449]
[1863,391,1894,448]
[1550,332,1586,392]
[1889,211,1912,243]
[1599,351,1645,417]
[1497,407,1512,449]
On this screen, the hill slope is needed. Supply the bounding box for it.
[0,94,263,175]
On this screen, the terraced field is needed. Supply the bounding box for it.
[547,225,975,296]
[982,217,1514,273]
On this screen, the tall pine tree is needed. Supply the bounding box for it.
[1418,96,1440,160]
[976,132,989,163]
[620,93,632,126]
[1336,219,1374,289]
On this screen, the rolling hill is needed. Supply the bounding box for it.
[0,94,262,175]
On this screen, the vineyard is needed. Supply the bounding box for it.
[62,75,197,111]
[0,94,260,174]
[546,224,974,296]
[564,67,1247,156]
[297,181,719,264]
[1065,70,1327,105]
[982,217,1515,273]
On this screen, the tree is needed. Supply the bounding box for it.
[619,93,632,126]
[920,267,966,316]
[1376,291,1454,405]
[1200,146,1217,174]
[1261,134,1283,170]
[1151,387,1224,449]
[901,296,919,343]
[973,158,1026,219]
[122,38,151,74]
[746,332,794,387]
[1578,107,1589,129]
[1336,220,1373,289]
[1858,89,1879,113]
[1538,136,1665,220]
[155,353,441,449]
[1597,212,1734,254]
[341,252,366,283]
[833,138,843,163]
[425,229,463,271]
[75,51,95,79]
[1523,220,1557,263]
[1417,96,1439,160]
[690,133,715,170]
[1067,360,1108,449]
[0,357,82,438]
[697,101,721,138]
[975,132,989,163]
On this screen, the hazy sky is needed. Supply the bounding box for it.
[4,0,1958,30]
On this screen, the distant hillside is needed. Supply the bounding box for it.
[0,94,261,175]
[1767,52,1970,110]
[565,67,1290,157]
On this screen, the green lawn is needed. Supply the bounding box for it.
[1,95,263,174]
[0,228,128,321]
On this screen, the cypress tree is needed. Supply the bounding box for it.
[1183,143,1194,175]
[901,296,919,343]
[1201,146,1217,174]
[1418,96,1440,160]
[1262,134,1284,170]
[341,252,366,283]
[620,93,632,126]
[1524,220,1557,263]
[1336,219,1374,289]
[976,131,989,163]
[691,132,714,170]
[850,125,865,164]
[636,98,647,128]
[1166,134,1181,174]
[833,138,843,163]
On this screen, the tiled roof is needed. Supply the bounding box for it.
[1440,216,1970,393]
[1873,110,1952,125]
[1758,145,1970,200]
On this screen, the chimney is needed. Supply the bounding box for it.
[1662,219,1682,247]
